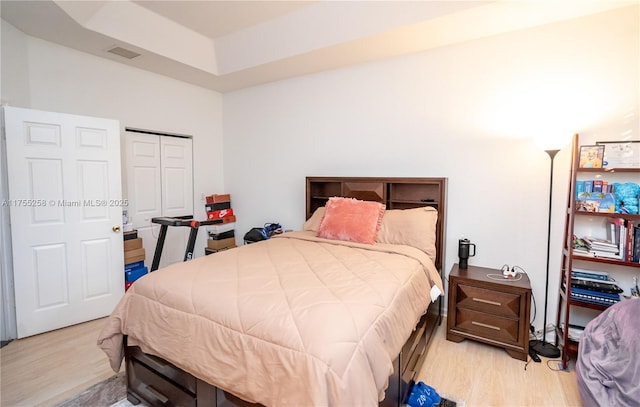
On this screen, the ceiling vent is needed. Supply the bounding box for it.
[106,46,141,59]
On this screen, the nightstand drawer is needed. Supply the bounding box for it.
[457,284,520,318]
[454,308,520,344]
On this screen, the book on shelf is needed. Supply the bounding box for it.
[575,185,615,212]
[606,217,624,247]
[571,286,620,300]
[559,322,586,342]
[571,268,609,281]
[573,249,622,261]
[584,181,593,194]
[569,286,620,306]
[581,236,622,259]
[634,225,640,262]
[573,248,595,258]
[583,236,618,250]
[570,293,617,307]
[576,199,600,213]
[592,250,623,260]
[624,219,635,262]
[566,324,585,342]
[575,181,585,200]
[592,180,603,193]
[571,278,623,294]
[576,180,616,197]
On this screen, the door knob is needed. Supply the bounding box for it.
[112,225,121,233]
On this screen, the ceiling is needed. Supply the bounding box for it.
[1,0,633,93]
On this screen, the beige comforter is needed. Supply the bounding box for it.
[98,231,443,406]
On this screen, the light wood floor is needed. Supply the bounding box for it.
[1,318,123,407]
[1,317,581,406]
[417,320,581,406]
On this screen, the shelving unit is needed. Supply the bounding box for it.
[555,134,640,369]
[305,176,446,271]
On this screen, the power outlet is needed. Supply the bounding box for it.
[531,324,555,341]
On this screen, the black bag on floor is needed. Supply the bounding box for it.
[244,223,282,244]
[244,227,268,243]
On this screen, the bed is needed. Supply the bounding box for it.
[98,176,447,406]
[576,299,640,407]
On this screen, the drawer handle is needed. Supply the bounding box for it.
[472,321,501,331]
[472,297,501,306]
[144,354,169,371]
[145,385,169,405]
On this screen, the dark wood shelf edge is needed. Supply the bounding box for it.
[573,210,640,221]
[559,286,613,311]
[571,253,640,268]
[577,167,640,173]
[389,200,439,205]
[567,298,612,311]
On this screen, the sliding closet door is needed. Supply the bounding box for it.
[124,132,193,268]
[124,133,162,226]
[160,136,193,219]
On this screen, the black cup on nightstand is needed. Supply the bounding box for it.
[458,238,476,268]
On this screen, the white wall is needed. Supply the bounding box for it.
[1,20,225,253]
[223,6,639,329]
[1,20,224,338]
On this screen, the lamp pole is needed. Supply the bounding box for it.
[530,149,561,358]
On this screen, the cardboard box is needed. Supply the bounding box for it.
[207,208,234,220]
[125,261,144,273]
[208,230,235,240]
[207,222,235,234]
[222,215,236,224]
[205,247,234,255]
[124,237,143,251]
[123,230,138,240]
[205,194,231,204]
[125,266,148,283]
[124,248,145,264]
[207,237,236,250]
[205,201,231,211]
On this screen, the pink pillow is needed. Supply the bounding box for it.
[317,197,385,244]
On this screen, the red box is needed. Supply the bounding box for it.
[207,208,234,220]
[222,215,236,224]
[206,194,231,204]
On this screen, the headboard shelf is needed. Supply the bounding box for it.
[306,176,447,272]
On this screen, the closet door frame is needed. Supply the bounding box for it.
[124,130,193,269]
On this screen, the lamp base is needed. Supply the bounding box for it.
[530,339,561,358]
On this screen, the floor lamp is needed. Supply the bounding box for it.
[530,149,561,358]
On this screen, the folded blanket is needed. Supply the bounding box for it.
[576,299,640,407]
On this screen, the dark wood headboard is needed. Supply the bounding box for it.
[305,177,447,272]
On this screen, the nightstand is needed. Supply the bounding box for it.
[446,263,531,361]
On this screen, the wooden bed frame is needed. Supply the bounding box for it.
[124,176,447,407]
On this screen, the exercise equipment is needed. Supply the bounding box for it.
[150,216,222,272]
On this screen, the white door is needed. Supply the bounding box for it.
[124,132,193,269]
[3,107,124,338]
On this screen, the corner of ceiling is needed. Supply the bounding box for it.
[53,0,220,76]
